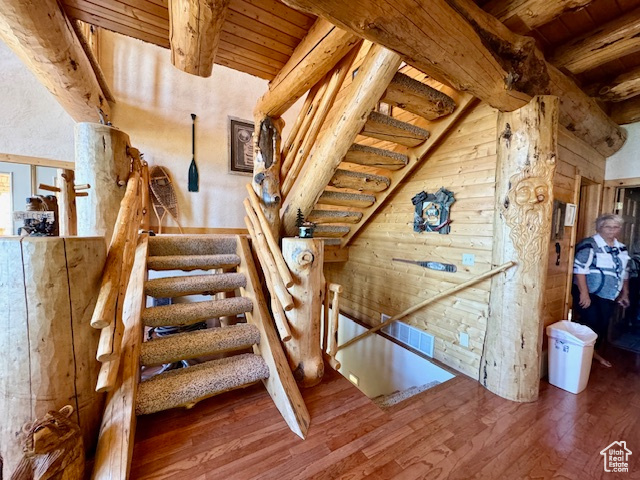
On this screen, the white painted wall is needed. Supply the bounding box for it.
[0,41,75,161]
[100,31,300,230]
[606,123,640,180]
[335,313,454,398]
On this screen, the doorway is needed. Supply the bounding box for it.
[611,186,640,353]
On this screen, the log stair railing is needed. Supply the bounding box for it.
[92,233,309,479]
[279,43,477,249]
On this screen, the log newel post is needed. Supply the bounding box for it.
[252,116,283,240]
[282,238,325,388]
[481,95,559,402]
[57,168,77,236]
[75,123,131,244]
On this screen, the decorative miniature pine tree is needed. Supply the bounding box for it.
[295,208,305,229]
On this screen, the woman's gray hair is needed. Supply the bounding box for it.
[595,213,624,232]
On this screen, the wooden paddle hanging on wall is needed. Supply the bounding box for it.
[188,113,199,192]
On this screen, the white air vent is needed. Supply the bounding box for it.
[382,318,435,358]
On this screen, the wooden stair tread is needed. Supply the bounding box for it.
[135,353,269,415]
[329,169,390,192]
[382,72,456,120]
[361,111,430,147]
[313,225,351,238]
[145,272,247,298]
[140,324,261,366]
[308,209,363,224]
[318,190,376,208]
[148,234,237,256]
[142,296,253,327]
[147,253,241,271]
[344,143,409,170]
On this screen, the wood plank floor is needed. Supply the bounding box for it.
[131,346,640,479]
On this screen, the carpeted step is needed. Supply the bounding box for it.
[136,353,270,415]
[140,324,261,366]
[382,72,456,121]
[329,169,390,192]
[145,272,246,298]
[142,296,253,327]
[361,111,430,147]
[318,190,376,208]
[148,234,237,257]
[147,253,241,271]
[344,144,409,170]
[314,225,351,238]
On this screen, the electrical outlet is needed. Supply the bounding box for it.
[381,313,391,324]
[462,254,475,266]
[459,332,469,348]
[348,373,359,386]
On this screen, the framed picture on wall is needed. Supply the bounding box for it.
[229,117,254,175]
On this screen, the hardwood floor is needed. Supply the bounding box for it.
[131,346,640,479]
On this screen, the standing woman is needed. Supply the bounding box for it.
[573,214,630,367]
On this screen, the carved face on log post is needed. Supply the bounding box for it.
[503,165,554,271]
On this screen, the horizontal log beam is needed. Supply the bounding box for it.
[281,0,625,156]
[484,0,593,34]
[254,18,360,118]
[0,0,110,122]
[0,152,74,170]
[611,95,640,125]
[549,7,640,75]
[585,64,640,102]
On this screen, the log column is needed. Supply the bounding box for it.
[252,116,283,239]
[481,95,559,402]
[0,236,106,478]
[57,168,77,236]
[282,238,325,388]
[75,123,131,242]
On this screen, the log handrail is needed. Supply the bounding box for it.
[336,261,516,352]
[325,283,342,370]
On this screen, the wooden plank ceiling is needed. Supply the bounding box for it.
[62,0,640,124]
[60,0,316,80]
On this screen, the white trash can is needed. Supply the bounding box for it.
[546,320,598,394]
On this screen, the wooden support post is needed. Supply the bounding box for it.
[252,116,283,239]
[75,123,131,243]
[481,96,559,403]
[0,0,109,122]
[281,45,402,236]
[141,161,150,230]
[57,169,77,236]
[282,238,325,388]
[0,237,106,478]
[169,0,230,77]
[326,283,343,371]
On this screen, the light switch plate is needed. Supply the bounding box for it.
[462,254,475,266]
[459,332,469,348]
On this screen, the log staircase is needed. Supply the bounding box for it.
[277,43,475,248]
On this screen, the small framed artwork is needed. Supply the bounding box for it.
[565,203,577,227]
[551,200,567,240]
[229,117,254,175]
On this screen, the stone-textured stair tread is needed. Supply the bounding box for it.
[382,72,456,121]
[361,111,430,147]
[319,238,342,246]
[136,353,269,415]
[308,209,363,224]
[147,253,241,271]
[318,190,376,208]
[140,323,261,366]
[142,296,253,327]
[329,169,390,193]
[145,272,246,298]
[148,235,237,257]
[344,144,408,170]
[313,225,351,238]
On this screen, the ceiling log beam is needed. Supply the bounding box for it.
[254,18,360,118]
[0,0,109,123]
[549,7,640,75]
[585,64,640,103]
[611,95,640,125]
[484,0,593,34]
[281,0,626,156]
[169,0,230,77]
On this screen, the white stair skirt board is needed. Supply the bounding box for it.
[330,311,454,400]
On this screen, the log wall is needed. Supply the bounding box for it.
[325,102,498,378]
